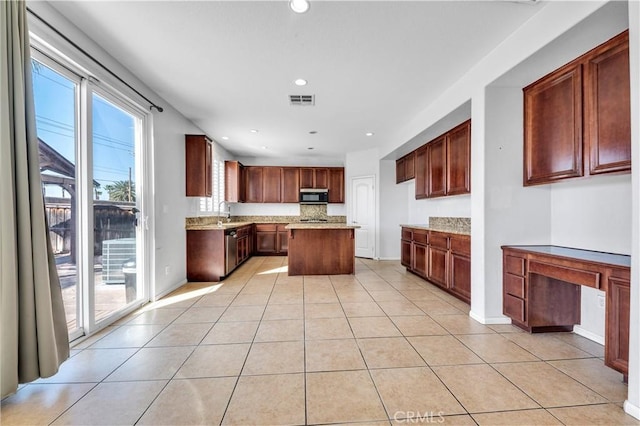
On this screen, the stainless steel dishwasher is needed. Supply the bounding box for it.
[225,230,238,275]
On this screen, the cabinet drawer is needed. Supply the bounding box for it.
[504,294,526,322]
[529,260,601,289]
[504,273,526,299]
[450,236,470,256]
[505,255,526,276]
[413,230,428,245]
[429,232,449,249]
[255,224,277,232]
[401,228,413,241]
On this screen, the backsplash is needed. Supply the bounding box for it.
[429,217,471,234]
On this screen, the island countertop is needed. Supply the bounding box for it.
[285,223,360,230]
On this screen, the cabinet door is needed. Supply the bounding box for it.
[263,167,282,203]
[315,168,329,188]
[585,32,631,175]
[185,135,213,197]
[415,146,428,199]
[281,167,300,203]
[328,168,344,203]
[450,253,471,303]
[413,244,428,278]
[401,239,412,268]
[396,158,405,183]
[404,152,415,180]
[427,137,447,198]
[428,246,448,288]
[524,62,583,185]
[605,275,630,376]
[277,226,289,254]
[447,120,471,195]
[225,161,245,203]
[300,168,314,188]
[256,231,277,254]
[245,167,264,203]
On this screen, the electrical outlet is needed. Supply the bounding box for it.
[597,294,605,309]
[164,266,170,276]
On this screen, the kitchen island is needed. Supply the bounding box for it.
[285,223,360,276]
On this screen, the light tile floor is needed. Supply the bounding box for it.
[2,257,639,425]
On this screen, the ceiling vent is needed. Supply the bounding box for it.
[289,95,315,106]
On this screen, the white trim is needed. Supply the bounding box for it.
[573,325,605,345]
[469,310,511,325]
[624,400,640,420]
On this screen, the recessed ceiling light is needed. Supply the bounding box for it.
[309,131,317,134]
[250,129,259,133]
[294,78,308,86]
[261,146,268,149]
[221,136,229,140]
[289,0,310,14]
[365,132,374,136]
[307,147,314,150]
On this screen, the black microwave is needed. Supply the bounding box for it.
[299,188,329,204]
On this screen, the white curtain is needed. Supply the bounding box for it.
[1,0,69,398]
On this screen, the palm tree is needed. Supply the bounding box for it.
[104,180,135,202]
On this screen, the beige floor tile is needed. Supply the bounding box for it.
[342,302,386,317]
[90,324,165,348]
[193,293,236,307]
[494,361,607,407]
[368,291,408,302]
[230,292,270,306]
[391,414,477,424]
[70,326,117,349]
[305,303,346,319]
[306,339,367,372]
[201,321,259,344]
[336,290,375,303]
[433,364,538,413]
[145,323,213,347]
[377,301,425,316]
[348,316,402,338]
[472,409,562,425]
[488,323,526,333]
[358,337,425,369]
[125,307,186,325]
[242,341,305,375]
[360,281,396,292]
[413,299,465,315]
[457,334,539,363]
[36,348,137,383]
[173,306,225,324]
[371,367,466,417]
[223,374,305,425]
[430,314,495,334]
[137,377,236,425]
[390,315,449,336]
[268,291,303,305]
[307,370,387,424]
[306,317,354,340]
[0,383,95,426]
[105,346,194,381]
[51,381,166,425]
[304,290,340,303]
[548,403,640,425]
[505,333,593,360]
[254,319,304,342]
[262,303,304,320]
[218,305,265,322]
[399,290,443,301]
[176,344,250,378]
[409,335,483,366]
[548,358,627,402]
[550,332,606,357]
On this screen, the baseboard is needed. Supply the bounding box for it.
[572,325,605,345]
[377,257,400,261]
[469,310,512,325]
[153,279,188,302]
[624,400,640,420]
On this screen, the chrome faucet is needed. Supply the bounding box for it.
[217,200,226,227]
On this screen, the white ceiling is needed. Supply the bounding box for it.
[48,0,546,160]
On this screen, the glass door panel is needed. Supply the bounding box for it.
[91,92,142,325]
[31,58,83,339]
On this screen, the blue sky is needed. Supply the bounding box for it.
[32,59,136,201]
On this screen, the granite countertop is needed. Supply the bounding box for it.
[286,223,360,230]
[186,221,254,231]
[400,224,470,236]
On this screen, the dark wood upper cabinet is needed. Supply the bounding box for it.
[585,31,631,175]
[415,146,428,199]
[262,167,282,203]
[447,120,471,195]
[185,134,212,197]
[315,168,329,188]
[396,152,415,183]
[427,136,447,198]
[300,167,329,189]
[281,167,300,203]
[299,168,314,188]
[225,160,245,203]
[524,30,630,186]
[245,166,264,203]
[328,167,345,203]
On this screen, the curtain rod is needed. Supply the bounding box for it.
[26,7,164,113]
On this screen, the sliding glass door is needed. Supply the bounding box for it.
[31,52,149,339]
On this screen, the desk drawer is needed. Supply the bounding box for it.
[505,255,526,276]
[529,261,601,289]
[504,294,526,322]
[505,273,526,299]
[413,230,428,245]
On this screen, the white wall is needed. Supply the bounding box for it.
[379,160,407,260]
[406,184,471,224]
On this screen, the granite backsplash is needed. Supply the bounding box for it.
[428,217,471,234]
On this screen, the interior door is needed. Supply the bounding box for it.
[351,176,375,259]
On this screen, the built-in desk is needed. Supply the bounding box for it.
[501,245,630,378]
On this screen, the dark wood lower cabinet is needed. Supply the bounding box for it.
[450,252,471,302]
[255,224,288,255]
[413,244,428,278]
[288,227,355,275]
[502,245,630,377]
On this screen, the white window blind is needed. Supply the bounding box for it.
[198,150,225,214]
